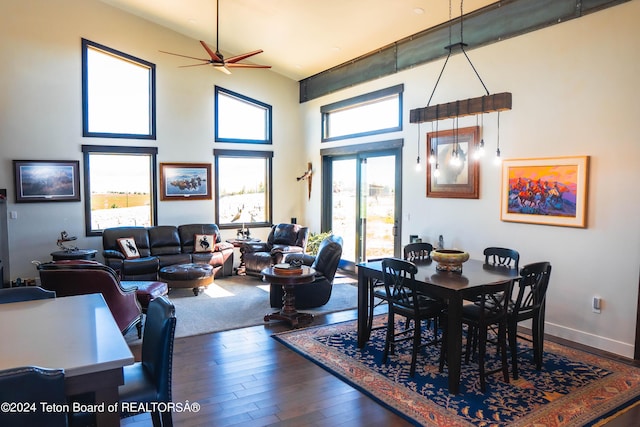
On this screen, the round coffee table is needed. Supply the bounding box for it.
[262,266,316,328]
[159,263,214,296]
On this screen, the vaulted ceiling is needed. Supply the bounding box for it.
[98,0,495,81]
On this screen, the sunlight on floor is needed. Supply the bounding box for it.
[257,284,270,293]
[201,284,235,298]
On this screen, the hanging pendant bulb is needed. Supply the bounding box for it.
[415,123,422,172]
[494,111,502,165]
[434,163,441,177]
[430,111,439,164]
[474,113,485,160]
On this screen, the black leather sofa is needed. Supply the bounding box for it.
[269,235,343,309]
[102,224,234,280]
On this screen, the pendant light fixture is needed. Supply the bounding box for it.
[410,0,512,163]
[415,123,422,172]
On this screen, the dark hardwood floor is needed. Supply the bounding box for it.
[122,307,640,427]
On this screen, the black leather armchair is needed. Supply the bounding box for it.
[243,223,309,277]
[270,235,343,309]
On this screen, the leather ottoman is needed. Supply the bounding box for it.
[159,263,214,296]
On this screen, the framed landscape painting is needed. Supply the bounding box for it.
[160,163,211,201]
[500,156,589,228]
[13,160,80,203]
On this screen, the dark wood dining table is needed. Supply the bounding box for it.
[357,258,520,394]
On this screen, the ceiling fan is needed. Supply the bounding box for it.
[159,0,270,74]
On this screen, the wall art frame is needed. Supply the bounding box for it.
[500,156,590,228]
[13,160,81,203]
[426,126,479,199]
[160,162,212,201]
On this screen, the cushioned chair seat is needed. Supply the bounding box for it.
[122,281,169,312]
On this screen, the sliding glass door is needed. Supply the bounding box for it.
[322,141,402,271]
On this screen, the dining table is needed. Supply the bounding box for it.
[0,293,134,427]
[357,258,520,394]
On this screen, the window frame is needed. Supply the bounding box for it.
[82,145,158,236]
[214,86,272,144]
[82,38,157,139]
[321,84,403,142]
[214,149,273,229]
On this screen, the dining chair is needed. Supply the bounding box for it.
[0,286,56,304]
[119,295,177,427]
[0,366,68,427]
[484,247,520,270]
[440,281,512,392]
[368,242,436,334]
[403,242,434,262]
[381,258,445,377]
[508,261,552,379]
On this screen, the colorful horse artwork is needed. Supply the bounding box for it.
[506,164,578,217]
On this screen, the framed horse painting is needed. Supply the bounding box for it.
[500,156,590,228]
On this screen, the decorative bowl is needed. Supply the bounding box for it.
[430,249,469,273]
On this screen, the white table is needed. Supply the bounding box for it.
[0,293,134,427]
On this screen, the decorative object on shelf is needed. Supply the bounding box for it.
[426,126,479,199]
[410,0,511,165]
[13,160,80,203]
[500,156,590,228]
[431,249,469,273]
[160,163,212,201]
[159,0,270,74]
[56,231,78,252]
[297,162,313,200]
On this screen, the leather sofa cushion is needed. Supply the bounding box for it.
[103,227,152,258]
[149,226,182,256]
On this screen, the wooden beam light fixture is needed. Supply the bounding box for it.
[409,1,512,125]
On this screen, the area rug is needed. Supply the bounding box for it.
[125,274,357,343]
[273,315,640,427]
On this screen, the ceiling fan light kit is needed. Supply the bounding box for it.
[159,0,270,74]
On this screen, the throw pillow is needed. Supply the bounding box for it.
[117,237,140,259]
[194,234,214,253]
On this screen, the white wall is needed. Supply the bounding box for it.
[300,1,640,357]
[0,0,303,279]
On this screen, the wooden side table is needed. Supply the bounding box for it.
[226,238,260,275]
[51,249,97,261]
[262,266,316,328]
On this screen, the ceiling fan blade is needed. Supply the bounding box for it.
[214,65,232,75]
[159,50,210,62]
[225,63,271,69]
[200,41,223,62]
[225,50,264,64]
[178,63,212,68]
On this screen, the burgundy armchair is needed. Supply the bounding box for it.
[37,260,142,336]
[242,223,309,277]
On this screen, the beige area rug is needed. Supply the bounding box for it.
[125,273,357,343]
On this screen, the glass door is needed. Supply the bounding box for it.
[325,148,400,270]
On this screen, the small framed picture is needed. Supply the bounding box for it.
[13,160,81,203]
[160,163,212,201]
[426,126,480,199]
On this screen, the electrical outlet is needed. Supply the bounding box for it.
[9,211,17,219]
[592,296,601,313]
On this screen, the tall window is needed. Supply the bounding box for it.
[214,150,272,228]
[82,38,156,139]
[215,86,272,144]
[82,145,158,236]
[321,84,403,142]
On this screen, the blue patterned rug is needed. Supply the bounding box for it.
[274,315,640,426]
